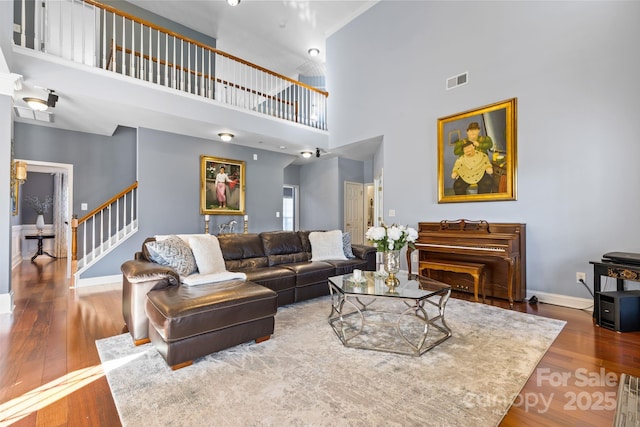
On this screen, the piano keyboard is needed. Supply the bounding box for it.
[416,243,506,252]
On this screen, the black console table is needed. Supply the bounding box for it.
[25,234,57,262]
[590,260,640,325]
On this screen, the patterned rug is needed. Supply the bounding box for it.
[96,296,565,427]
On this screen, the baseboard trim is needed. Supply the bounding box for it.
[526,290,593,311]
[74,274,122,288]
[0,291,15,313]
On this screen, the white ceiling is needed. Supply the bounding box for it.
[8,0,381,164]
[127,0,378,79]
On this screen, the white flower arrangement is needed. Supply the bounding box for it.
[24,195,53,215]
[365,223,418,252]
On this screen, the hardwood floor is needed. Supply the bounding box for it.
[2,258,639,426]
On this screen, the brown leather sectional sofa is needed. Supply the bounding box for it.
[121,230,376,368]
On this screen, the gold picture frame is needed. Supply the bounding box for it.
[11,179,19,216]
[437,98,517,203]
[200,155,246,215]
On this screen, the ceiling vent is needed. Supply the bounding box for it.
[446,72,469,90]
[14,106,54,123]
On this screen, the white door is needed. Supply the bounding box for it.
[344,182,364,244]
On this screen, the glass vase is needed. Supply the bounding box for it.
[383,250,401,288]
[36,214,45,235]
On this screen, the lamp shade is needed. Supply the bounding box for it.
[14,161,27,182]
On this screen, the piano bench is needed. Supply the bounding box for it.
[420,260,486,302]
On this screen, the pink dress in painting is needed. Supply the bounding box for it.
[215,172,231,207]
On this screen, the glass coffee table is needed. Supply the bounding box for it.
[328,271,452,356]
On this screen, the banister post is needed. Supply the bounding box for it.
[71,214,78,261]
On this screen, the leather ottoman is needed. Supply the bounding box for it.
[145,279,277,369]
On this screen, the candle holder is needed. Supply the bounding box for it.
[204,215,210,234]
[244,217,248,234]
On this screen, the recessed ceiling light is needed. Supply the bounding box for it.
[227,0,240,6]
[301,151,313,158]
[218,132,234,142]
[308,48,320,57]
[279,146,286,150]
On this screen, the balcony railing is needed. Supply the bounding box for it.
[13,0,328,130]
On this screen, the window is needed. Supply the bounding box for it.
[283,186,297,231]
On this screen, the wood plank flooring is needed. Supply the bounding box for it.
[2,258,639,426]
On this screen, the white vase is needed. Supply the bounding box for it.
[36,214,45,234]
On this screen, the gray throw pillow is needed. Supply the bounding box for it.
[342,231,356,259]
[145,236,198,276]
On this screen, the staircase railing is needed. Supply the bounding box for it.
[13,0,328,130]
[71,181,138,280]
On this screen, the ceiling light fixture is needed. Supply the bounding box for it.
[23,90,58,111]
[301,151,313,158]
[308,48,320,57]
[218,132,234,142]
[23,97,48,111]
[227,0,240,6]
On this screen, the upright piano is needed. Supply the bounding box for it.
[409,219,526,306]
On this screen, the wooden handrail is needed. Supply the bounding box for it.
[113,45,296,108]
[78,181,138,224]
[83,0,328,97]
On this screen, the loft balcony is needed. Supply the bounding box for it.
[11,0,328,132]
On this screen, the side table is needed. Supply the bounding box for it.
[25,234,56,262]
[590,260,640,325]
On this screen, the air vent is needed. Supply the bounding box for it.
[446,72,469,90]
[14,106,54,123]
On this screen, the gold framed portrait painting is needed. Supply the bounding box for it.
[200,155,246,215]
[437,98,517,203]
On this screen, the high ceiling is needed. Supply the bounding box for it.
[127,0,378,79]
[8,0,381,163]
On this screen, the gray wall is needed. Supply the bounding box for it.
[20,172,54,224]
[14,123,137,215]
[283,164,300,186]
[84,126,297,277]
[299,157,340,230]
[327,1,640,299]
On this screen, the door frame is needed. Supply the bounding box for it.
[20,159,74,276]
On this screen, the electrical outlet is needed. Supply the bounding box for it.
[576,272,586,284]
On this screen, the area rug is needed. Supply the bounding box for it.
[96,296,565,427]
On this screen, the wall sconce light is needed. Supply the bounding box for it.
[218,132,234,142]
[301,151,313,158]
[316,148,320,158]
[12,160,27,185]
[308,48,320,57]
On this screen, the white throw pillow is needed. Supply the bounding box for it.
[182,271,247,286]
[309,230,348,261]
[185,234,227,275]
